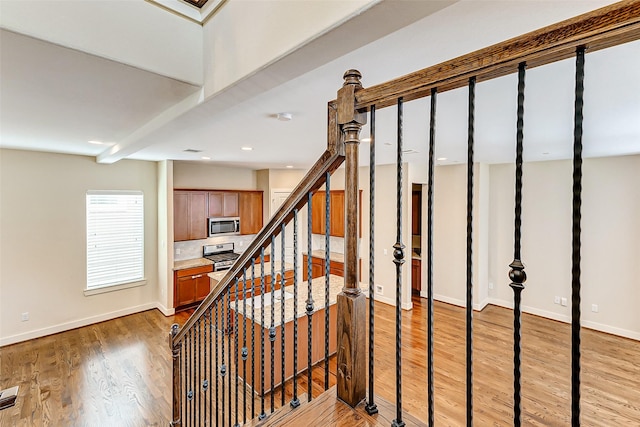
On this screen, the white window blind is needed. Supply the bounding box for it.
[86,191,144,290]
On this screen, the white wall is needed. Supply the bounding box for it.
[157,160,174,315]
[487,156,640,339]
[173,161,257,189]
[0,0,202,85]
[0,149,160,346]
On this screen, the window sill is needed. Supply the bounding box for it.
[84,279,147,296]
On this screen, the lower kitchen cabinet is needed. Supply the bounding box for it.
[174,264,214,310]
[303,254,360,280]
[411,258,421,294]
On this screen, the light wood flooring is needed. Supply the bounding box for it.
[1,297,639,426]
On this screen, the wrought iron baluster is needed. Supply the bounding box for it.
[466,76,476,427]
[259,248,267,420]
[291,209,301,408]
[509,61,528,427]
[227,290,232,427]
[190,328,195,427]
[221,294,227,426]
[366,105,378,415]
[572,46,586,427]
[197,318,201,426]
[427,87,437,427]
[270,236,276,413]
[392,96,406,427]
[306,192,315,402]
[234,279,240,427]
[170,324,181,427]
[324,172,331,391]
[215,300,219,427]
[209,306,213,425]
[242,268,248,424]
[281,224,286,407]
[251,260,256,419]
[204,313,208,426]
[182,339,186,427]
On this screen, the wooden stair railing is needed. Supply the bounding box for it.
[169,100,353,426]
[335,2,640,427]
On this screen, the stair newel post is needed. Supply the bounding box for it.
[170,323,181,427]
[336,69,367,407]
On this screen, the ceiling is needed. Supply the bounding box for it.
[1,0,638,170]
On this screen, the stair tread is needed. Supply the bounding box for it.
[249,387,425,426]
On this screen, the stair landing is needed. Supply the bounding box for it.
[247,387,424,427]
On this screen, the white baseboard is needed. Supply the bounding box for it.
[0,302,157,347]
[155,302,175,316]
[373,294,413,310]
[485,298,640,342]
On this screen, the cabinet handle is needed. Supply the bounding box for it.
[192,274,202,279]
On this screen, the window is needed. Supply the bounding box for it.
[86,191,144,292]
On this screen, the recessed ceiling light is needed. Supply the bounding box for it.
[241,147,253,151]
[285,165,294,169]
[437,157,448,161]
[276,112,293,121]
[183,148,202,153]
[201,156,211,160]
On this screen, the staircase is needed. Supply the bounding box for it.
[168,3,640,426]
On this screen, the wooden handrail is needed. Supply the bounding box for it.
[172,102,343,345]
[351,0,640,110]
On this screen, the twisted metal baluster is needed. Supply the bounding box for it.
[190,328,194,427]
[324,172,331,391]
[234,279,239,427]
[281,224,286,407]
[242,268,248,424]
[270,236,276,413]
[187,329,191,427]
[221,295,226,426]
[209,307,213,424]
[259,249,267,420]
[215,300,219,426]
[366,104,378,415]
[466,76,476,427]
[392,96,406,427]
[510,61,528,427]
[306,192,315,402]
[251,261,256,419]
[203,314,208,426]
[227,290,232,427]
[572,46,586,427]
[291,209,301,408]
[427,87,437,427]
[197,318,201,427]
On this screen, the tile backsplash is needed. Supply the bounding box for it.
[311,234,345,254]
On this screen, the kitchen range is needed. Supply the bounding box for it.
[202,243,240,271]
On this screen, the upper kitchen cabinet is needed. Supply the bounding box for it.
[174,191,208,241]
[208,191,239,217]
[239,191,263,235]
[310,190,361,238]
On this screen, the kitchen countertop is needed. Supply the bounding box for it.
[208,261,294,284]
[303,250,344,263]
[231,274,368,327]
[173,257,214,270]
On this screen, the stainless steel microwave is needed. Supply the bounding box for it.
[208,217,240,237]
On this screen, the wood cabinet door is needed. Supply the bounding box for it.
[330,191,345,237]
[412,190,422,236]
[311,192,326,235]
[329,260,344,277]
[412,259,421,292]
[188,192,208,240]
[174,191,190,242]
[239,191,263,235]
[176,276,197,307]
[208,192,224,217]
[195,274,210,301]
[223,192,239,217]
[311,258,325,279]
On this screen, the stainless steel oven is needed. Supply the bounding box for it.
[208,217,240,237]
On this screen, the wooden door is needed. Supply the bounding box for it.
[223,192,239,217]
[176,276,196,306]
[330,191,345,237]
[412,190,422,236]
[208,192,223,217]
[195,274,210,301]
[188,192,208,240]
[240,191,263,234]
[311,191,326,235]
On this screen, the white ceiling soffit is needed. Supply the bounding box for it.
[131,0,639,169]
[146,0,226,24]
[0,29,201,158]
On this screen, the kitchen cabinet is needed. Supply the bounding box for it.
[208,191,239,218]
[412,258,421,294]
[239,191,263,235]
[310,190,361,237]
[174,191,208,242]
[412,190,422,236]
[174,264,214,309]
[303,254,360,280]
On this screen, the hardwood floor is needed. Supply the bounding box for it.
[1,297,639,426]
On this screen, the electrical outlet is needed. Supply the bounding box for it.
[21,312,29,322]
[376,285,383,294]
[561,297,568,307]
[239,241,243,246]
[176,248,181,255]
[489,282,494,290]
[592,304,599,313]
[383,249,388,255]
[554,296,560,304]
